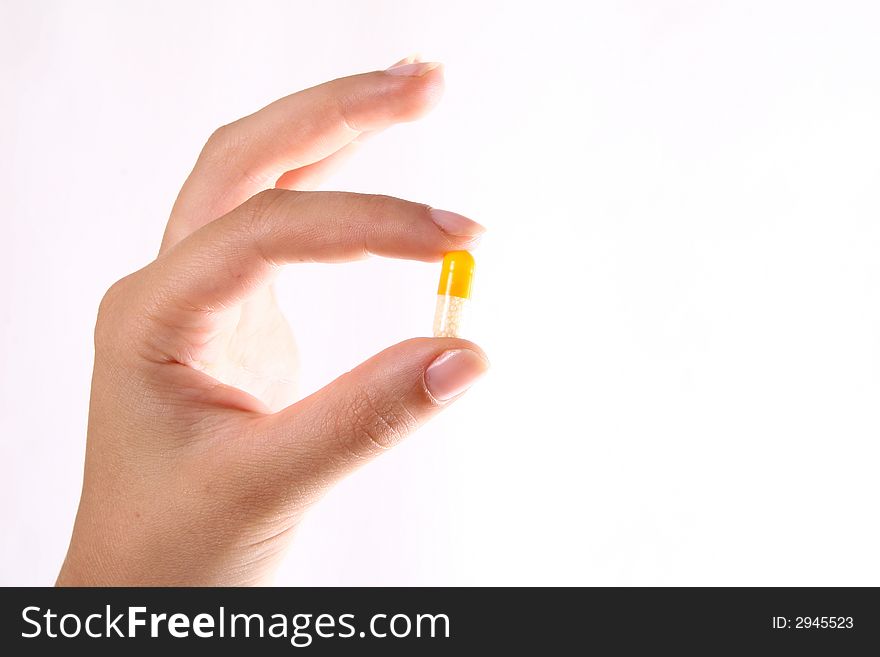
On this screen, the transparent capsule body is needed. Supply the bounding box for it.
[433,251,475,338]
[433,294,468,338]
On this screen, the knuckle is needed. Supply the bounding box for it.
[202,123,239,160]
[244,188,290,223]
[362,193,408,216]
[349,194,423,237]
[247,187,291,213]
[94,275,136,350]
[225,189,300,268]
[201,122,269,189]
[341,385,419,458]
[333,95,360,133]
[238,189,291,239]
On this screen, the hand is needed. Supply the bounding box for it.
[57,59,489,586]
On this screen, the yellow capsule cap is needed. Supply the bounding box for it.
[437,250,475,299]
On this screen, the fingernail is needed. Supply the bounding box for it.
[429,209,486,240]
[388,54,421,68]
[425,349,489,402]
[385,61,442,77]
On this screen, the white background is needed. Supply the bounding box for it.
[2,0,880,585]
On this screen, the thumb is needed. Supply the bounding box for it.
[251,338,489,498]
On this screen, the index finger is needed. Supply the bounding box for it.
[147,189,484,324]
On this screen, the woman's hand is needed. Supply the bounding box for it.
[57,59,489,586]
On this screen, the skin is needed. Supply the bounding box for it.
[57,58,489,586]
